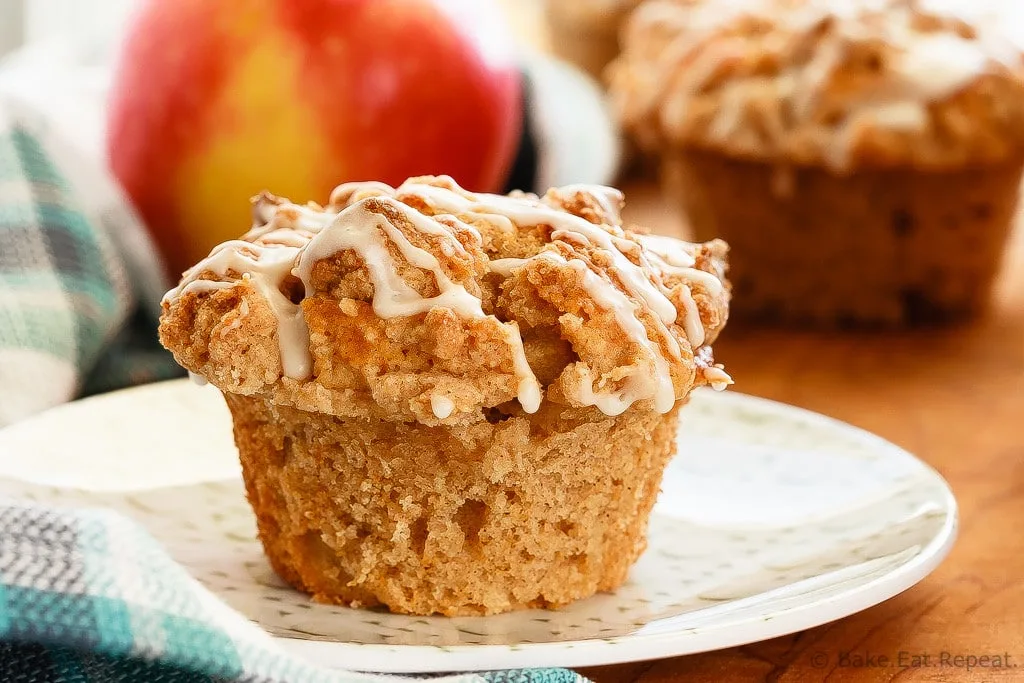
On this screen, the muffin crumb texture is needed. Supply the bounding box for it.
[669,150,1022,325]
[229,394,681,616]
[159,175,731,615]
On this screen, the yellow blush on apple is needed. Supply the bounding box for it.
[107,0,523,279]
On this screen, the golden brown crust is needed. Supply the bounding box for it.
[158,176,730,425]
[227,392,681,616]
[609,0,1024,170]
[666,148,1023,325]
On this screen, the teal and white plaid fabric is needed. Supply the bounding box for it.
[0,95,182,426]
[0,499,586,683]
[0,93,587,682]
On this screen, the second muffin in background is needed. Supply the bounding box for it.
[610,0,1024,326]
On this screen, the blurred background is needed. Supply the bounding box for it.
[0,5,1020,680]
[0,0,549,55]
[0,0,135,53]
[0,0,1021,427]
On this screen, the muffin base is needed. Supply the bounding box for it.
[225,393,681,616]
[666,150,1023,326]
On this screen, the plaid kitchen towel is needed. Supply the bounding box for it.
[0,499,587,683]
[0,93,184,427]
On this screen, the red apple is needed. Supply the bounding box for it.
[107,0,523,279]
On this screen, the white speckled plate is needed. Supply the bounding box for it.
[0,380,956,673]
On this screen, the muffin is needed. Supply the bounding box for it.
[158,175,730,616]
[545,0,644,83]
[609,0,1024,326]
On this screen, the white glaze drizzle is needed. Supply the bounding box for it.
[620,0,1024,170]
[398,183,513,234]
[244,228,310,248]
[503,320,542,413]
[638,234,727,349]
[553,183,626,226]
[295,200,483,319]
[292,197,542,413]
[677,285,705,349]
[703,365,733,391]
[388,181,709,383]
[247,196,335,239]
[219,298,250,338]
[554,224,677,324]
[389,179,710,369]
[162,240,311,379]
[635,233,696,268]
[387,182,681,329]
[430,394,455,419]
[164,178,726,416]
[172,279,238,299]
[560,255,676,414]
[329,180,397,205]
[492,252,677,415]
[639,234,725,295]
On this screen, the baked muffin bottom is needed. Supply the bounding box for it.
[225,393,682,616]
[666,149,1023,327]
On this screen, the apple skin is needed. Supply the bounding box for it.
[107,0,523,279]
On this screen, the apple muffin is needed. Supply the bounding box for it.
[610,0,1024,326]
[158,175,731,616]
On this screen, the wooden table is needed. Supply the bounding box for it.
[495,4,1022,678]
[578,181,1024,682]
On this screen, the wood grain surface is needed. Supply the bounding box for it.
[496,5,1022,678]
[577,180,1024,682]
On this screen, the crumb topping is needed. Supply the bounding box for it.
[609,0,1024,169]
[159,176,730,423]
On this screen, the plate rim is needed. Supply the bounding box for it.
[278,485,956,672]
[0,380,959,672]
